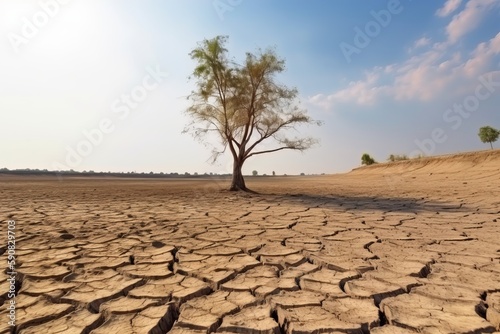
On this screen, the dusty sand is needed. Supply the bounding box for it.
[1,149,499,333]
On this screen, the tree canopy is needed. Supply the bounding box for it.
[478,126,499,149]
[184,36,320,191]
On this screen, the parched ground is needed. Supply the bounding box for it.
[1,150,500,333]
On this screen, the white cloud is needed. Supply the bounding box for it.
[462,32,500,76]
[309,32,500,110]
[308,71,388,110]
[436,0,462,17]
[445,0,500,44]
[409,37,431,53]
[309,2,500,112]
[414,37,431,49]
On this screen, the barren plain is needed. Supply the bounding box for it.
[1,150,500,333]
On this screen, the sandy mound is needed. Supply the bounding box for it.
[350,149,500,176]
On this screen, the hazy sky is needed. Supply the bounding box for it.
[1,0,499,175]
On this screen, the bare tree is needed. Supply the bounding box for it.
[184,36,320,191]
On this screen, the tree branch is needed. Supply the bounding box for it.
[245,146,295,160]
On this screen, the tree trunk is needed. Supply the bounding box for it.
[490,142,493,150]
[229,158,247,191]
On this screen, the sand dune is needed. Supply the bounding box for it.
[0,150,499,333]
[351,149,500,175]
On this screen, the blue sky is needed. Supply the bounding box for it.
[1,0,499,175]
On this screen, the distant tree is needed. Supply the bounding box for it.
[478,126,499,149]
[272,171,276,176]
[300,172,305,176]
[184,36,320,191]
[361,153,376,165]
[387,154,409,162]
[252,170,258,176]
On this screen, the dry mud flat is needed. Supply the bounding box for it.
[1,150,500,334]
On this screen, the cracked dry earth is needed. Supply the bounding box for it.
[1,159,500,333]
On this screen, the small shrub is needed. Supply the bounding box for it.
[361,153,376,165]
[387,154,409,162]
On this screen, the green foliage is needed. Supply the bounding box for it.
[387,154,409,162]
[478,126,499,149]
[252,170,258,176]
[361,153,376,165]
